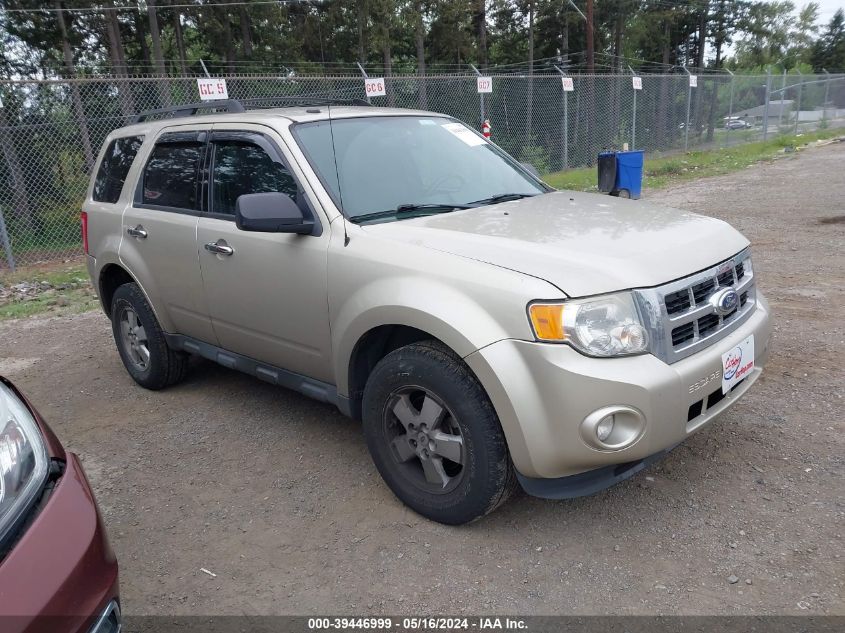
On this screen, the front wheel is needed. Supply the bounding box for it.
[362,341,516,524]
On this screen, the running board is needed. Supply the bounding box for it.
[164,333,344,409]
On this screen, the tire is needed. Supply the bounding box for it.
[110,282,187,390]
[362,340,516,525]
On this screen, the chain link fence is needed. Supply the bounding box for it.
[1,70,843,269]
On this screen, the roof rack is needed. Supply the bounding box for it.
[129,96,371,124]
[129,99,244,124]
[239,96,372,108]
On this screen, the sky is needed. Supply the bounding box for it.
[801,0,843,23]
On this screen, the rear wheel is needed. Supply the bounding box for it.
[111,283,187,390]
[362,341,516,524]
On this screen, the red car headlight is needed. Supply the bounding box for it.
[0,382,49,545]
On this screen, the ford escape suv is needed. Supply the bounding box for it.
[83,100,771,525]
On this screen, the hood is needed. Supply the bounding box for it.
[363,191,749,297]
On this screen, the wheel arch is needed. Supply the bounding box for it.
[344,324,453,420]
[98,263,138,318]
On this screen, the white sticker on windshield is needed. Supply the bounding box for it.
[418,119,437,125]
[442,122,486,147]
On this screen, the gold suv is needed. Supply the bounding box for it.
[84,100,771,524]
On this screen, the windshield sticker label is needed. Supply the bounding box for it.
[721,335,754,394]
[418,119,437,125]
[442,122,487,147]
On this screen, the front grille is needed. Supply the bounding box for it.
[692,279,716,304]
[665,289,691,315]
[717,269,734,286]
[634,249,756,364]
[698,313,720,337]
[672,322,695,346]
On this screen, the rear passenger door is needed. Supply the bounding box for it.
[195,126,333,382]
[119,127,216,343]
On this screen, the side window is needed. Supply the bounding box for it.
[211,140,298,216]
[93,135,144,203]
[141,139,204,210]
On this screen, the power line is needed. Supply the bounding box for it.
[0,0,319,14]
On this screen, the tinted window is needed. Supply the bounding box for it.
[211,141,297,215]
[142,142,204,210]
[93,136,143,203]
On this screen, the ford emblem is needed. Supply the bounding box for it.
[710,288,739,315]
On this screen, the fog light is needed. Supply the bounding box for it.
[596,415,614,441]
[579,405,646,451]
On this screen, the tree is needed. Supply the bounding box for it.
[54,0,95,168]
[733,1,796,68]
[789,3,820,65]
[810,9,845,71]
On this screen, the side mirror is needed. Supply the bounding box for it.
[235,192,314,234]
[520,162,541,178]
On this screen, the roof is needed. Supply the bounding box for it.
[110,105,447,138]
[734,100,794,118]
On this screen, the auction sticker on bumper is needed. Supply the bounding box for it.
[722,335,754,394]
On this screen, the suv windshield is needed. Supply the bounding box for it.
[292,116,547,222]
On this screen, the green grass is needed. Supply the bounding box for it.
[544,128,844,193]
[0,261,99,321]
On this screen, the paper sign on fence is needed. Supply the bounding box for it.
[689,74,698,88]
[364,77,386,97]
[197,78,228,101]
[562,77,574,92]
[477,76,493,93]
[632,76,642,90]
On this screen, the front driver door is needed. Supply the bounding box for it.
[195,126,333,383]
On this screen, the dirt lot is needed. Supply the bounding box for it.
[1,143,843,616]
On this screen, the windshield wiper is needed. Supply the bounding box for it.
[350,203,471,224]
[467,192,540,206]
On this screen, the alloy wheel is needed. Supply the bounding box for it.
[382,386,465,494]
[118,306,150,371]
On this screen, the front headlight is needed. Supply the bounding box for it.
[528,292,649,357]
[0,381,49,543]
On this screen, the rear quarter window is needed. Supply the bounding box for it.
[93,135,144,203]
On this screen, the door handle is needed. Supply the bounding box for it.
[204,240,234,256]
[126,225,147,239]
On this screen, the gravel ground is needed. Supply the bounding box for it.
[1,142,843,616]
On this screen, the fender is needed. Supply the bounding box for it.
[332,275,522,398]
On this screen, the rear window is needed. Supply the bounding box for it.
[141,140,204,210]
[92,135,144,203]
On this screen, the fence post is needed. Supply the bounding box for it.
[762,67,772,141]
[470,64,485,125]
[683,65,692,151]
[554,65,569,170]
[628,65,637,150]
[778,68,787,128]
[725,69,735,145]
[356,62,371,105]
[822,69,831,120]
[0,206,15,272]
[794,70,803,135]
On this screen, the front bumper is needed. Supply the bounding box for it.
[464,292,772,483]
[0,452,120,633]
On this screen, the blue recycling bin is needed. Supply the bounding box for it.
[597,150,644,199]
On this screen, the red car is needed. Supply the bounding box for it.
[0,376,120,633]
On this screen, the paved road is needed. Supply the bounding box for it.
[1,142,843,616]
